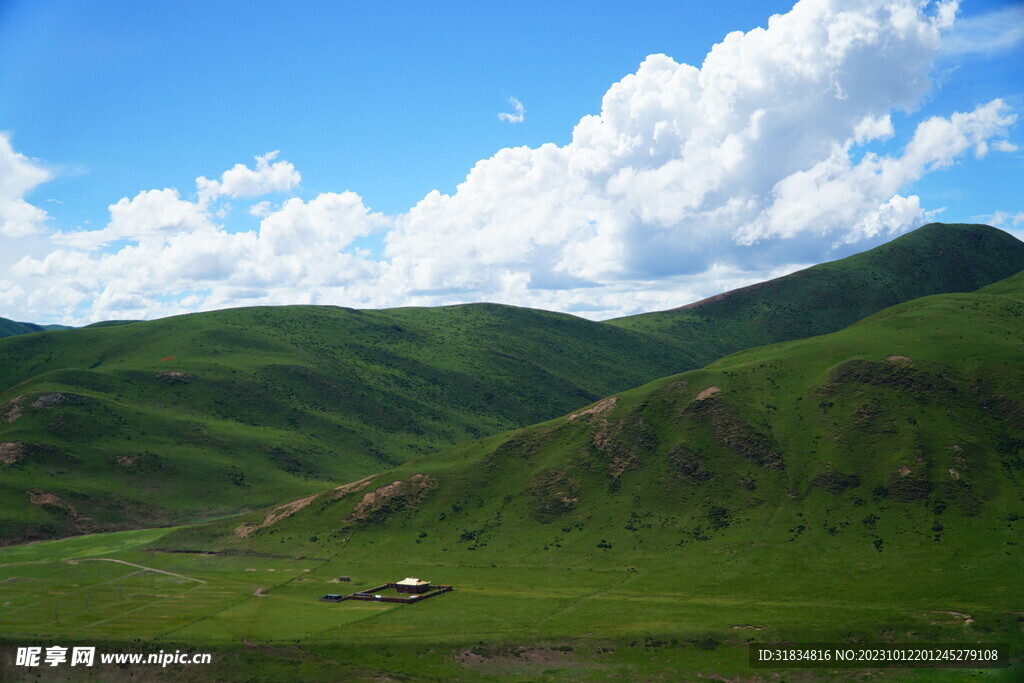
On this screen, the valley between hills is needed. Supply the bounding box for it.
[1,222,1022,680]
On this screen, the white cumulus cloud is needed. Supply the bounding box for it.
[53,188,214,250]
[196,151,301,205]
[385,0,1006,295]
[0,133,51,238]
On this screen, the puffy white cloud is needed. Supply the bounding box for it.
[13,186,386,322]
[196,151,301,205]
[0,133,51,237]
[738,98,1015,244]
[498,97,525,123]
[257,191,381,254]
[53,188,214,250]
[386,0,1005,292]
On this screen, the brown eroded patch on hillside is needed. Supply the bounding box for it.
[234,493,319,538]
[26,489,95,533]
[567,396,617,421]
[0,441,28,465]
[345,474,437,525]
[695,385,721,401]
[1,396,26,423]
[3,393,90,425]
[328,474,379,500]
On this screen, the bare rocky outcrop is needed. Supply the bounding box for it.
[0,441,28,465]
[2,392,88,424]
[695,385,721,401]
[344,474,437,525]
[328,474,378,500]
[32,393,81,408]
[567,396,617,421]
[156,371,193,383]
[1,396,27,423]
[234,493,320,538]
[26,489,94,533]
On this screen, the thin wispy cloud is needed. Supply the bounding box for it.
[941,6,1024,56]
[498,96,525,123]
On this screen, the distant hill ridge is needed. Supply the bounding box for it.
[0,318,52,338]
[608,223,1024,365]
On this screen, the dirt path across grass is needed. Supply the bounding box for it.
[77,558,207,583]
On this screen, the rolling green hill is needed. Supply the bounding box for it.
[166,270,1024,564]
[0,303,693,544]
[109,269,1024,680]
[0,318,45,338]
[0,317,72,337]
[2,262,1022,680]
[608,223,1024,365]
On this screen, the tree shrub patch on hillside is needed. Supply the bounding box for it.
[682,396,783,469]
[527,468,580,523]
[811,467,861,493]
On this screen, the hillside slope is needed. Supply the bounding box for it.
[139,272,1024,677]
[0,303,690,544]
[608,223,1024,365]
[179,270,1024,593]
[0,318,72,337]
[0,318,45,338]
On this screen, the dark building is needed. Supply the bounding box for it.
[394,577,431,594]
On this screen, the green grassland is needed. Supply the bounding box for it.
[0,303,698,544]
[1,522,1017,681]
[609,223,1024,362]
[1,271,1020,680]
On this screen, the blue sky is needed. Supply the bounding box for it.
[0,0,1021,324]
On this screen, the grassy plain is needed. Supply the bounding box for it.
[0,522,1018,681]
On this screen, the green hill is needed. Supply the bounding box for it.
[608,223,1024,365]
[0,317,73,337]
[119,270,1024,679]
[0,303,692,544]
[0,317,45,338]
[167,269,1024,563]
[2,266,1022,679]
